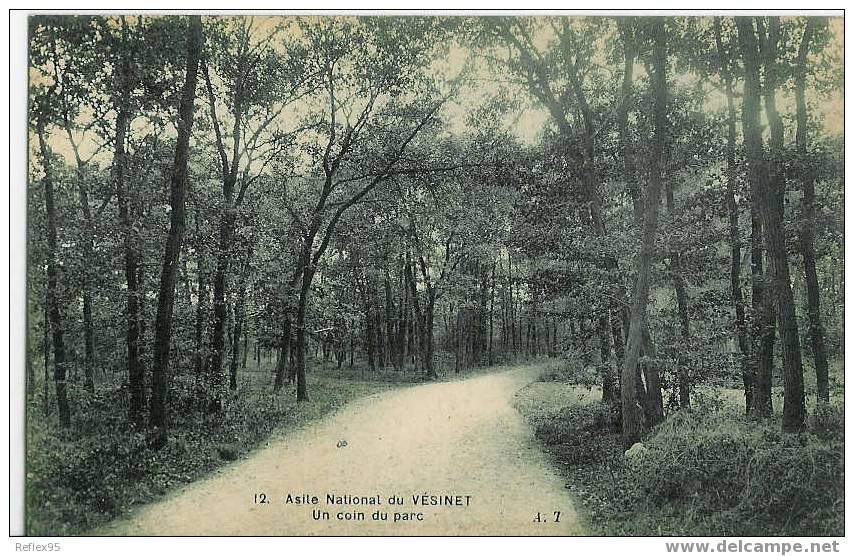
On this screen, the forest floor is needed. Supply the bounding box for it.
[513,361,845,536]
[93,363,584,535]
[27,371,407,535]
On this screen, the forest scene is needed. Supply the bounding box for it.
[24,14,844,536]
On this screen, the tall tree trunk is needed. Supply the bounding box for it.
[229,261,249,390]
[757,17,806,432]
[273,316,291,392]
[110,35,146,426]
[26,321,35,400]
[714,18,753,414]
[640,328,664,425]
[617,20,643,224]
[36,121,71,428]
[193,214,209,378]
[508,252,516,359]
[665,183,691,408]
[794,20,829,404]
[400,261,410,368]
[148,15,202,440]
[598,314,617,403]
[137,259,148,370]
[621,18,666,447]
[206,208,235,411]
[364,292,376,373]
[384,270,399,371]
[374,289,385,370]
[294,261,313,401]
[405,257,425,374]
[201,48,251,410]
[615,20,664,418]
[42,301,50,415]
[488,262,496,366]
[424,292,437,378]
[64,126,96,392]
[736,17,776,418]
[530,282,539,358]
[242,329,249,369]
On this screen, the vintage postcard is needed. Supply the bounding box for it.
[11,9,845,542]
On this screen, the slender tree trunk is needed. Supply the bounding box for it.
[508,252,517,359]
[400,262,410,368]
[598,314,617,403]
[617,20,643,225]
[193,217,209,378]
[405,257,425,374]
[365,293,376,373]
[752,220,776,416]
[36,121,71,428]
[43,301,50,415]
[64,128,96,393]
[714,18,754,414]
[294,263,313,401]
[181,255,194,311]
[736,18,776,418]
[273,316,291,392]
[112,79,145,426]
[488,262,495,366]
[531,283,539,358]
[621,18,666,447]
[228,246,252,389]
[640,329,664,425]
[794,20,829,404]
[424,292,437,378]
[673,269,691,407]
[454,309,462,373]
[242,329,249,369]
[615,20,664,418]
[148,15,202,440]
[26,321,35,399]
[254,341,259,368]
[137,260,148,370]
[201,46,252,411]
[665,182,691,408]
[291,242,316,402]
[384,270,399,371]
[206,207,235,412]
[116,163,145,420]
[229,268,248,390]
[374,289,385,370]
[758,17,806,432]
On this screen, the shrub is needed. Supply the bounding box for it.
[535,402,620,466]
[809,403,844,441]
[631,410,844,535]
[539,356,601,387]
[522,394,844,536]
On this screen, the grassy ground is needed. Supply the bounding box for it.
[513,362,845,536]
[25,363,413,536]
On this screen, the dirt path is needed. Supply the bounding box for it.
[98,364,584,536]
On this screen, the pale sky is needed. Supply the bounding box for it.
[33,15,843,173]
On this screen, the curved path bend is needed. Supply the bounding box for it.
[99,365,583,536]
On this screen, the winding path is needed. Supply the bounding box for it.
[99,364,583,536]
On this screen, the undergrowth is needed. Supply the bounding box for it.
[514,379,844,536]
[26,373,401,536]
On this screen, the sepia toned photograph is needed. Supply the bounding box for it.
[17,10,844,539]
